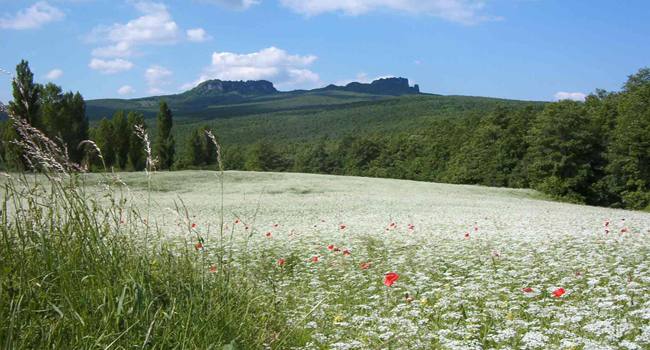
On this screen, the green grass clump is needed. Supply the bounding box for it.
[0,121,306,349]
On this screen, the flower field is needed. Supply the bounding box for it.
[105,170,650,350]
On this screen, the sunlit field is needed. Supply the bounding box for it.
[72,170,650,349]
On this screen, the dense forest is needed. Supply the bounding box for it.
[1,61,649,210]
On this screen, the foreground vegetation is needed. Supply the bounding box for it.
[4,168,649,349]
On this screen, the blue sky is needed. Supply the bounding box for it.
[0,0,648,103]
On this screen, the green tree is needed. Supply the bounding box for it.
[67,92,89,164]
[185,128,204,167]
[202,124,218,166]
[8,60,41,128]
[525,100,599,203]
[111,110,129,169]
[155,100,175,170]
[126,111,146,171]
[604,68,650,209]
[94,117,115,168]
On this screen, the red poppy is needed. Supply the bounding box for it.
[390,223,395,227]
[465,233,470,238]
[605,221,610,227]
[340,225,346,229]
[279,259,285,266]
[522,287,533,293]
[383,273,399,286]
[120,220,124,224]
[493,253,499,257]
[234,220,239,224]
[329,262,335,267]
[576,271,580,276]
[143,219,147,223]
[474,227,478,231]
[485,217,488,220]
[177,222,181,226]
[266,232,271,237]
[622,218,625,221]
[209,266,217,272]
[195,243,202,249]
[409,225,415,230]
[245,227,249,230]
[191,223,196,228]
[407,297,414,303]
[274,224,278,227]
[334,248,341,252]
[193,215,196,218]
[553,288,565,298]
[627,279,632,283]
[312,256,319,262]
[321,220,325,222]
[621,228,628,232]
[328,245,334,249]
[289,233,294,237]
[605,230,609,234]
[342,250,351,255]
[386,228,390,231]
[361,262,371,269]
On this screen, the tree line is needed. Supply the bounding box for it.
[2,60,649,210]
[217,68,650,211]
[0,60,177,172]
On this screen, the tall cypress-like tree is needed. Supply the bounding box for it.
[68,92,89,164]
[185,129,204,167]
[95,117,115,168]
[8,60,41,128]
[155,100,175,170]
[202,124,218,165]
[126,111,146,171]
[112,110,129,169]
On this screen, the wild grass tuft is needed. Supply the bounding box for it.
[0,73,305,349]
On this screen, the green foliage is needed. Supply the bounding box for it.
[112,110,130,169]
[155,100,175,170]
[126,111,146,171]
[8,60,40,128]
[95,117,114,168]
[185,128,204,167]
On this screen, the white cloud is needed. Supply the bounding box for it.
[554,92,587,102]
[0,1,66,30]
[280,0,502,25]
[187,28,213,42]
[145,65,173,88]
[91,42,135,58]
[148,87,166,94]
[45,69,63,80]
[88,58,134,74]
[88,2,182,57]
[180,47,321,90]
[117,85,135,95]
[193,0,259,10]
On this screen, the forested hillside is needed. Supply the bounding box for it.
[2,60,649,210]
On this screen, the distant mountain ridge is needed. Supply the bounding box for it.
[317,77,420,95]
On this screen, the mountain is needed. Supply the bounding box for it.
[84,77,422,122]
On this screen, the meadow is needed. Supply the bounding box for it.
[3,168,648,349]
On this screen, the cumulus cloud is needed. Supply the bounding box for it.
[554,92,587,102]
[117,85,135,95]
[88,2,182,58]
[180,47,321,90]
[45,69,63,80]
[88,58,134,74]
[187,28,213,42]
[0,1,66,30]
[193,0,259,10]
[280,0,501,25]
[145,65,173,93]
